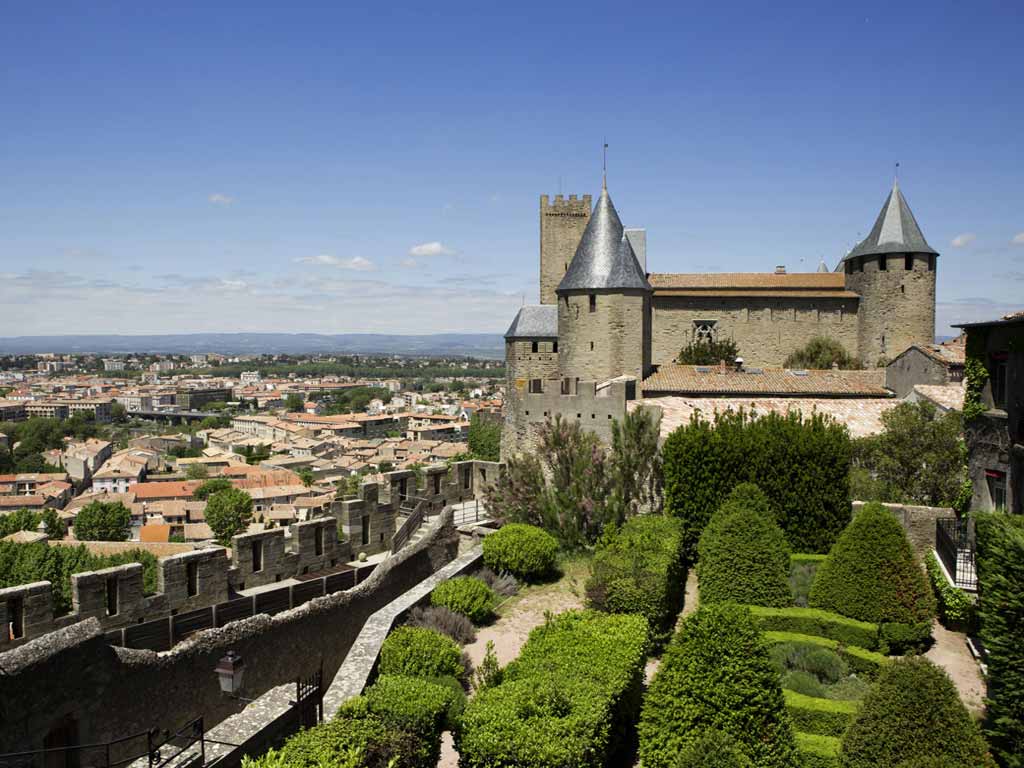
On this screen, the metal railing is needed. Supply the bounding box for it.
[936,517,978,591]
[451,498,488,527]
[390,497,428,553]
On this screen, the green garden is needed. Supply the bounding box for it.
[241,407,1020,768]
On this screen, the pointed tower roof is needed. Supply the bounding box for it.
[817,259,830,273]
[557,186,651,292]
[845,181,938,261]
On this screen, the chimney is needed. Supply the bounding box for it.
[775,265,787,274]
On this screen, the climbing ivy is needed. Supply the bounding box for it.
[962,329,990,422]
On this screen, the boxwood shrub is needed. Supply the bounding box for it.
[638,604,800,768]
[923,552,975,631]
[697,483,792,608]
[379,626,465,683]
[809,503,934,652]
[430,576,496,624]
[763,632,888,679]
[273,710,424,768]
[974,512,1024,767]
[458,610,648,768]
[676,730,754,767]
[840,656,988,768]
[747,606,880,650]
[796,732,841,768]
[481,523,558,581]
[784,690,858,737]
[360,675,465,765]
[586,515,686,648]
[661,408,853,560]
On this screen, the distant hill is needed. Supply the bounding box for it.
[0,333,505,358]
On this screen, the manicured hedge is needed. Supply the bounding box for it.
[839,656,988,768]
[809,503,934,652]
[784,690,858,737]
[796,732,841,768]
[360,675,465,765]
[698,484,792,608]
[975,512,1024,767]
[458,610,648,768]
[271,711,424,768]
[586,515,686,647]
[639,604,800,768]
[662,409,853,559]
[430,576,496,624]
[792,553,829,565]
[763,632,888,678]
[481,523,558,581]
[747,606,880,650]
[924,553,975,630]
[676,730,755,767]
[379,626,466,683]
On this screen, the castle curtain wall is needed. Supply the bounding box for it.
[650,294,860,368]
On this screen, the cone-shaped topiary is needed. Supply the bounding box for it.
[676,730,755,768]
[697,483,792,608]
[809,502,934,648]
[840,656,989,768]
[639,603,800,768]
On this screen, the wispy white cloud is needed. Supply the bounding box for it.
[1012,232,1024,245]
[400,257,420,269]
[293,254,375,271]
[950,233,976,248]
[208,193,235,206]
[408,241,454,257]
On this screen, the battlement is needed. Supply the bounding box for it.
[540,193,592,216]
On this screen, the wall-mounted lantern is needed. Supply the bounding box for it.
[215,650,245,696]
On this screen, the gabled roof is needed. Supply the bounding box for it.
[504,305,557,339]
[845,181,937,261]
[557,186,651,292]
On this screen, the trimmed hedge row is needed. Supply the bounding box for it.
[923,552,975,630]
[458,610,648,767]
[746,605,880,650]
[795,732,841,768]
[763,632,889,678]
[783,690,858,737]
[379,626,466,684]
[586,515,686,647]
[429,576,496,624]
[791,553,828,565]
[698,484,793,608]
[481,523,558,582]
[266,711,424,768]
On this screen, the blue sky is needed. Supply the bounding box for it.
[1,1,1021,337]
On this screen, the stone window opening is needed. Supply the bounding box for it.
[879,255,887,271]
[589,294,597,313]
[905,254,913,270]
[693,320,717,343]
[315,526,324,557]
[929,255,936,271]
[529,378,543,394]
[991,354,1008,409]
[987,471,1007,511]
[560,378,572,395]
[105,576,118,617]
[531,341,539,353]
[846,260,854,275]
[7,597,24,639]
[552,340,558,353]
[361,515,370,546]
[186,561,199,597]
[251,541,264,573]
[590,341,594,351]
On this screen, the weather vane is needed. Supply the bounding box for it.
[602,140,609,189]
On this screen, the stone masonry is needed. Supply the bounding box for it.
[540,194,591,304]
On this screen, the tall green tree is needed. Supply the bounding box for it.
[205,488,254,546]
[678,338,740,365]
[784,336,863,370]
[851,401,964,507]
[193,477,233,500]
[73,500,132,541]
[284,393,305,412]
[467,415,501,461]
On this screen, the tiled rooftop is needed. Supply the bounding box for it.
[649,272,847,290]
[642,365,890,397]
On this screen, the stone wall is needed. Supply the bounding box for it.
[0,510,461,759]
[885,346,951,398]
[852,500,952,559]
[539,194,590,304]
[506,339,560,386]
[844,253,936,365]
[650,294,860,369]
[558,290,650,383]
[0,462,496,652]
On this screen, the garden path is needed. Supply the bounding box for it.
[436,556,590,768]
[925,619,986,716]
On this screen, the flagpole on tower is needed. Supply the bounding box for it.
[602,140,608,190]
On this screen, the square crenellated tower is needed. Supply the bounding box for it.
[540,194,591,304]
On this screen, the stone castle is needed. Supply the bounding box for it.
[503,178,938,455]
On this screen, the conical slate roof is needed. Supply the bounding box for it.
[817,260,830,273]
[504,305,557,339]
[557,186,651,292]
[845,181,938,261]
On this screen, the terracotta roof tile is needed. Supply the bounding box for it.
[649,272,848,291]
[642,365,890,397]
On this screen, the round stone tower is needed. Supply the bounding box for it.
[556,183,652,384]
[843,180,938,365]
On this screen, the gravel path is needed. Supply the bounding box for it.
[925,619,986,716]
